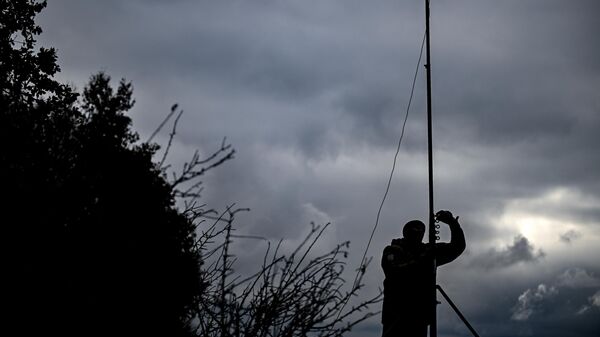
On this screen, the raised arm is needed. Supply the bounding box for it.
[434,210,466,267]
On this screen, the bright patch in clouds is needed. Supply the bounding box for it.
[591,290,600,307]
[496,187,600,249]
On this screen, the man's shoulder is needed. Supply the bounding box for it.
[385,240,429,255]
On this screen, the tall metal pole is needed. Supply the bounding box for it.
[425,0,437,336]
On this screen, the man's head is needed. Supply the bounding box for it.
[403,220,425,243]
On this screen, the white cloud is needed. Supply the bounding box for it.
[590,290,600,307]
[513,268,600,321]
[511,283,558,321]
[576,306,590,315]
[576,290,600,316]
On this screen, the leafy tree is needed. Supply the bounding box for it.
[0,0,69,107]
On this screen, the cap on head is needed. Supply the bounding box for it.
[403,220,425,243]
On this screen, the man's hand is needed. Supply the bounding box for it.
[435,210,459,226]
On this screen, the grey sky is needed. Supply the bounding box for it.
[38,1,600,336]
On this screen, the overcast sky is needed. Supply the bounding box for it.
[38,1,600,336]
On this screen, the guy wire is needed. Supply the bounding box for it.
[336,30,427,321]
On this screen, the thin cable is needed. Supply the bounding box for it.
[147,104,178,143]
[356,30,427,287]
[337,31,427,321]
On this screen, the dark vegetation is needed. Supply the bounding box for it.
[1,1,380,336]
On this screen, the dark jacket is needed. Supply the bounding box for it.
[381,223,465,325]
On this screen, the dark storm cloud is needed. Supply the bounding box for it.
[39,0,430,152]
[471,235,545,269]
[38,0,600,160]
[425,0,600,200]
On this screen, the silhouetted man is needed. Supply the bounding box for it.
[381,210,466,337]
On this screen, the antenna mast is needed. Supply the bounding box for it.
[425,0,438,336]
